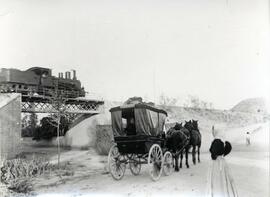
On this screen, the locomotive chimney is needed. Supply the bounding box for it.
[65,71,71,79]
[72,70,77,80]
[67,71,71,79]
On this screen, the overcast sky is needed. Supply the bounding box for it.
[0,0,269,110]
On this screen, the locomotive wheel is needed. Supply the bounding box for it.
[129,155,141,176]
[148,144,163,181]
[108,145,126,180]
[163,151,173,176]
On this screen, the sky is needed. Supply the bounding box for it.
[0,0,269,110]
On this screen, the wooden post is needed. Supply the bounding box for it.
[57,113,61,168]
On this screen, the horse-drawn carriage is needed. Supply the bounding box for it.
[107,103,174,181]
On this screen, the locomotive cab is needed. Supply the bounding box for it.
[26,67,52,77]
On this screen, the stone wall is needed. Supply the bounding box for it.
[64,113,110,148]
[95,124,114,155]
[0,93,21,161]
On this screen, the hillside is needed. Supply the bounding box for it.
[163,105,266,128]
[231,97,268,114]
[62,99,268,151]
[159,105,267,152]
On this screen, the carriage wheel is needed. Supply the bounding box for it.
[129,155,141,176]
[163,151,173,176]
[108,145,126,180]
[148,144,163,181]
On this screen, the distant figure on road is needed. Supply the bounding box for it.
[211,125,216,138]
[246,132,251,146]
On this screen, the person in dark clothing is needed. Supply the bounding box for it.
[209,139,232,160]
[206,136,238,197]
[126,117,136,136]
[246,132,251,145]
[224,141,232,157]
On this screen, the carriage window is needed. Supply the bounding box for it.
[125,117,136,135]
[122,118,127,130]
[121,108,136,135]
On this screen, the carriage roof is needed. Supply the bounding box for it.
[110,103,167,137]
[109,103,167,115]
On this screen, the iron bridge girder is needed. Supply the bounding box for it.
[21,95,104,114]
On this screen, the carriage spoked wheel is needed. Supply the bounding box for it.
[108,144,126,180]
[129,155,141,176]
[148,144,163,181]
[163,151,173,176]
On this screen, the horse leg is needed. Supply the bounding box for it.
[185,147,189,168]
[198,145,201,163]
[192,145,196,165]
[180,151,183,168]
[175,155,179,172]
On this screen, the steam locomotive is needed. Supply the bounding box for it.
[0,67,85,98]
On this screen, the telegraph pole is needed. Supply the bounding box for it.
[153,65,156,104]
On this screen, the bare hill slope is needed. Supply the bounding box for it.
[231,97,268,114]
[160,105,267,152]
[64,99,267,152]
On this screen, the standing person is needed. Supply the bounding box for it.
[246,132,251,146]
[125,117,136,136]
[212,125,217,138]
[206,126,239,197]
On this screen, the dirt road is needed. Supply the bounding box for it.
[26,123,269,197]
[32,149,268,197]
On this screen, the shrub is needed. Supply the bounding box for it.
[33,116,71,141]
[80,146,90,150]
[7,178,33,194]
[1,157,74,195]
[0,156,51,194]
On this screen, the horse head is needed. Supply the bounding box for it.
[192,120,199,131]
[174,122,182,130]
[184,120,193,132]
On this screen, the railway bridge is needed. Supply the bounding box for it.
[21,94,105,128]
[21,94,104,114]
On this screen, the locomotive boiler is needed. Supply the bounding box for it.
[0,67,85,98]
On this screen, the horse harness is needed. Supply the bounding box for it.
[172,132,190,157]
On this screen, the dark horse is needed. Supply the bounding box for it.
[176,123,191,169]
[166,123,190,171]
[184,120,202,165]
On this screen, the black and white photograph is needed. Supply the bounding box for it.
[0,0,269,196]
